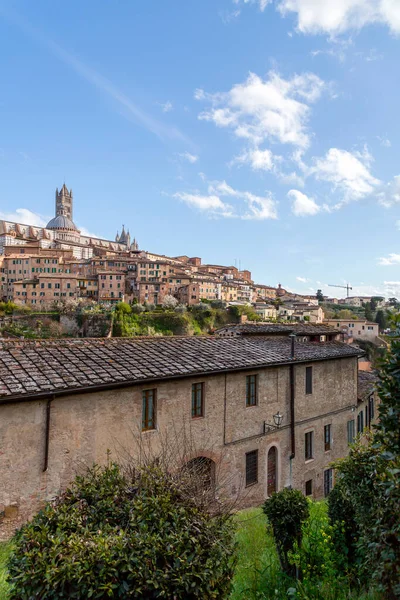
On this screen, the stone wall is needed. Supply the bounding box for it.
[0,356,358,540]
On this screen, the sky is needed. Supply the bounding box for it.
[0,0,400,299]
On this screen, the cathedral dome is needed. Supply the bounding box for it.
[46,215,78,231]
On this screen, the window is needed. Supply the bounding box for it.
[191,383,204,418]
[305,367,313,395]
[369,395,375,423]
[142,389,156,431]
[305,431,314,460]
[305,479,313,496]
[324,469,333,496]
[324,424,332,451]
[357,411,364,434]
[245,450,258,487]
[246,374,258,407]
[347,419,355,445]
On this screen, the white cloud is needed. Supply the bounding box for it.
[234,148,278,171]
[173,192,234,217]
[378,253,400,266]
[178,152,199,164]
[309,148,380,201]
[242,191,278,220]
[0,208,48,227]
[174,179,277,220]
[277,0,400,36]
[377,135,391,147]
[288,189,321,216]
[196,70,325,149]
[377,175,400,207]
[234,0,272,11]
[159,101,173,113]
[296,276,309,282]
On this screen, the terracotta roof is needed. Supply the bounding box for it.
[0,337,361,402]
[215,323,339,336]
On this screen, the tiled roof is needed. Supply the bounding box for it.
[216,323,338,336]
[0,337,361,402]
[358,370,379,400]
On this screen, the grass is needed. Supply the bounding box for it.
[0,544,12,600]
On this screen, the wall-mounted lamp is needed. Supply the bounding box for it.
[264,411,284,434]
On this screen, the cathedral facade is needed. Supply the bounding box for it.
[0,185,138,259]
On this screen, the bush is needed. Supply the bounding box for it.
[328,480,358,571]
[8,463,235,599]
[263,488,309,577]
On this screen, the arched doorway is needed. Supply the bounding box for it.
[267,446,278,496]
[184,457,216,495]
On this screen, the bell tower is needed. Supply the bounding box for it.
[55,184,73,219]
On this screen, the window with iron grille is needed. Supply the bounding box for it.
[305,479,313,496]
[191,383,204,418]
[142,389,156,431]
[324,468,333,496]
[305,366,313,395]
[305,431,314,460]
[245,450,258,486]
[347,419,355,445]
[246,375,258,407]
[324,424,332,451]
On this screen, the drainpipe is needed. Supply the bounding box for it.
[288,334,296,486]
[43,395,54,472]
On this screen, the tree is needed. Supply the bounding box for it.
[388,297,400,309]
[263,488,309,578]
[162,294,179,309]
[364,302,374,322]
[8,463,236,599]
[331,321,400,598]
[316,289,324,302]
[375,309,387,332]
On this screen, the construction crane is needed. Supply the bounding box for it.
[328,283,353,298]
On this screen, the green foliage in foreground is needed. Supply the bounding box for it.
[262,488,309,577]
[232,506,382,600]
[2,503,383,600]
[7,464,235,599]
[0,543,12,600]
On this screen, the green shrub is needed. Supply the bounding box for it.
[263,488,309,578]
[328,480,358,572]
[8,463,235,599]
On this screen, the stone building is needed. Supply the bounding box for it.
[325,319,380,342]
[0,335,362,539]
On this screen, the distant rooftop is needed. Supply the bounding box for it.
[358,370,379,400]
[215,323,339,336]
[0,337,361,402]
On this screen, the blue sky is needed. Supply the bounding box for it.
[1,0,400,298]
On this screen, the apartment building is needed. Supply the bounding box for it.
[325,319,380,342]
[0,335,361,538]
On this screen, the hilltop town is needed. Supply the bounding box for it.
[1,185,396,349]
